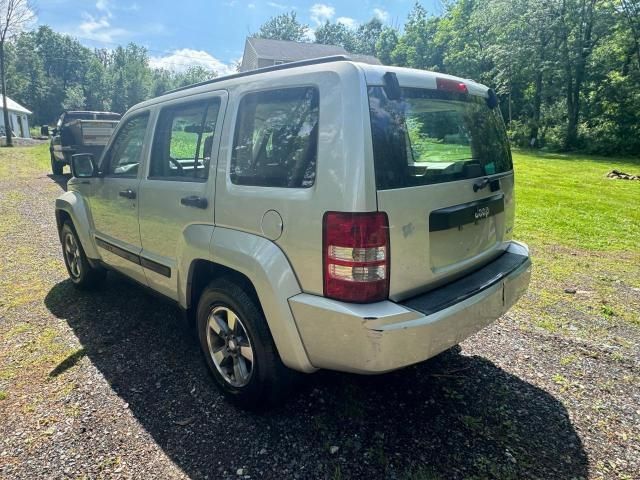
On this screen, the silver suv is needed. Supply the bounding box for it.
[56,56,531,409]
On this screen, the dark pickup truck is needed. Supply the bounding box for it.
[50,111,121,175]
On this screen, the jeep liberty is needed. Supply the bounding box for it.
[55,57,531,409]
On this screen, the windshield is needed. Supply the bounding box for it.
[368,86,512,190]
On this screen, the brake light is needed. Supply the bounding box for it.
[323,212,390,303]
[436,77,468,94]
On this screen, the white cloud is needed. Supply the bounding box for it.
[310,3,334,25]
[78,13,129,43]
[95,0,139,18]
[96,0,112,18]
[337,16,357,29]
[267,1,288,9]
[373,8,389,22]
[149,49,235,76]
[248,3,256,8]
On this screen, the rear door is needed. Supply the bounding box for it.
[367,77,515,301]
[137,92,226,300]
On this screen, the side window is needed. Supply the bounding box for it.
[150,99,221,181]
[104,113,149,177]
[231,87,319,188]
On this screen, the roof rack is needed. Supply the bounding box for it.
[163,55,352,95]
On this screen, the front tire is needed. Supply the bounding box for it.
[196,278,294,410]
[51,152,63,175]
[60,221,106,289]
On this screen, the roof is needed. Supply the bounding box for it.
[248,37,349,62]
[347,53,382,65]
[143,57,487,113]
[0,95,31,115]
[165,55,351,96]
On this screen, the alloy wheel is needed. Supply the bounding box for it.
[63,232,81,279]
[206,306,254,387]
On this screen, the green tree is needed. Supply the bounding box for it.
[173,65,217,88]
[256,11,308,42]
[6,32,44,123]
[392,3,443,70]
[0,0,35,145]
[84,56,111,111]
[375,27,399,65]
[314,21,356,50]
[62,85,86,110]
[150,68,175,97]
[354,18,383,55]
[109,44,151,113]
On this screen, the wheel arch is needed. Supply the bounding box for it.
[184,227,316,373]
[55,192,99,259]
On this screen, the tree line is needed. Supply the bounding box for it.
[4,1,640,155]
[258,2,640,156]
[5,26,216,127]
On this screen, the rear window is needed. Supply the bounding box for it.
[64,112,121,122]
[231,87,319,188]
[65,113,93,122]
[368,86,512,190]
[95,113,121,121]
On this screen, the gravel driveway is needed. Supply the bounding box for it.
[1,149,638,479]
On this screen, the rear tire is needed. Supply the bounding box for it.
[51,152,63,175]
[60,221,106,290]
[196,278,294,410]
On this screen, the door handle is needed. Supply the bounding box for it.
[119,189,136,199]
[180,195,208,209]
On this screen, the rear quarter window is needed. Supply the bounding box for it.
[230,87,319,188]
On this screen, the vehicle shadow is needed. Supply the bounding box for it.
[47,173,70,191]
[44,276,588,480]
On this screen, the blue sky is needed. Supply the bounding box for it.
[35,0,443,74]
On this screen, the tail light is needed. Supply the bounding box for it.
[436,77,468,94]
[323,212,390,303]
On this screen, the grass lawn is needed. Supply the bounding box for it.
[510,149,640,340]
[0,142,50,179]
[513,150,640,251]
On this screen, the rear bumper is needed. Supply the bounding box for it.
[289,241,531,374]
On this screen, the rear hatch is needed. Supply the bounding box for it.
[367,72,515,301]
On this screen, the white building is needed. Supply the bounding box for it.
[0,95,32,138]
[239,38,381,72]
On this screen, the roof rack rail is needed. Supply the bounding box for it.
[163,55,352,95]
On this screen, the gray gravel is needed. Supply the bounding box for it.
[1,157,638,479]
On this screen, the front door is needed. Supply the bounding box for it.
[91,112,151,284]
[138,93,226,300]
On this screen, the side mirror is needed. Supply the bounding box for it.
[41,125,50,137]
[51,128,59,136]
[71,153,97,178]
